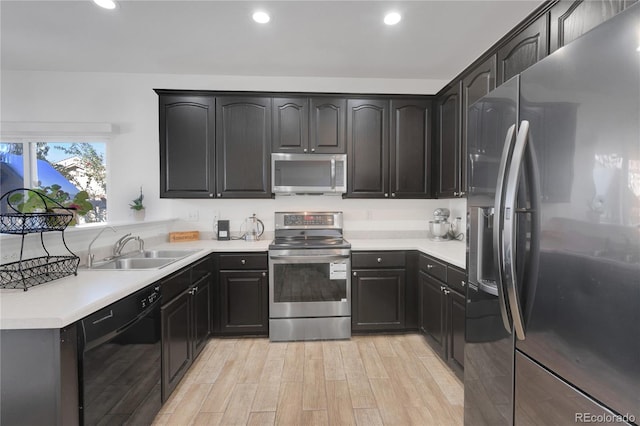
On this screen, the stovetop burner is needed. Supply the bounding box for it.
[270,211,349,251]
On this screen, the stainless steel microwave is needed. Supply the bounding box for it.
[271,153,347,195]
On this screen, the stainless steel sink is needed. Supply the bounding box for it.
[91,257,177,270]
[88,249,201,270]
[124,249,201,259]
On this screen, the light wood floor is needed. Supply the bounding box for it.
[153,334,463,426]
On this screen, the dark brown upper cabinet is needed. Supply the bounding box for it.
[346,99,389,198]
[389,99,431,198]
[461,55,497,197]
[497,12,549,84]
[158,93,216,198]
[272,97,346,154]
[272,97,309,153]
[435,83,462,199]
[550,0,634,53]
[215,96,272,198]
[309,98,347,153]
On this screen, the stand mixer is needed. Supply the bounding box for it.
[428,208,463,241]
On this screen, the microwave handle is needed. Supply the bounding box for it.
[330,158,336,189]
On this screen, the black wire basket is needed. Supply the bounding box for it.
[0,188,80,291]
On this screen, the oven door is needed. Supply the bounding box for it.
[269,249,351,318]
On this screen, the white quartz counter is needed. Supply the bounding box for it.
[0,238,464,330]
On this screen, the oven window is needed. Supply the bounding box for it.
[273,263,346,303]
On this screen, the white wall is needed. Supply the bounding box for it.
[1,70,463,243]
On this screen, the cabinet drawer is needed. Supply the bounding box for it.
[419,255,447,282]
[191,255,213,282]
[352,251,406,269]
[161,267,191,303]
[219,253,268,270]
[447,266,467,294]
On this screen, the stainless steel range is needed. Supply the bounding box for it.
[268,211,351,341]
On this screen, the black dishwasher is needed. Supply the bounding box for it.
[78,283,162,425]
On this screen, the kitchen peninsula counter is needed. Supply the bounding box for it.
[0,238,464,330]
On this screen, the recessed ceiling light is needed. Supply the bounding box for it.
[252,11,270,24]
[93,0,117,10]
[384,12,401,26]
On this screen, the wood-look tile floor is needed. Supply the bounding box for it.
[153,334,463,426]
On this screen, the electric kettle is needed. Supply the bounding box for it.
[242,213,265,241]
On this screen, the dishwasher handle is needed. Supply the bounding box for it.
[81,285,161,351]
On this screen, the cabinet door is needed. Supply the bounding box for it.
[550,0,629,53]
[161,290,192,401]
[389,99,431,198]
[219,270,268,335]
[449,289,465,369]
[419,271,446,355]
[272,97,309,153]
[462,55,497,196]
[346,99,389,198]
[497,12,549,84]
[192,275,212,359]
[158,94,216,198]
[352,269,405,331]
[436,84,462,198]
[309,98,346,153]
[216,96,272,198]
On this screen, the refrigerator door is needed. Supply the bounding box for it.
[465,77,519,426]
[517,4,640,422]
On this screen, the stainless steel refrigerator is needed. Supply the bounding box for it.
[465,4,640,425]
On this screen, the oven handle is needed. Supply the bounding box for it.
[269,254,350,261]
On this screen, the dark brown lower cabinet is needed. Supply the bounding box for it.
[161,289,192,401]
[420,271,446,353]
[449,288,465,369]
[419,255,466,374]
[218,270,269,335]
[352,269,405,331]
[161,258,213,401]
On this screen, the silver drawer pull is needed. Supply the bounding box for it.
[241,259,246,265]
[461,280,466,287]
[377,257,382,263]
[262,272,266,277]
[427,264,434,269]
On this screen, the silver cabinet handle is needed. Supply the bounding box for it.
[241,259,246,265]
[353,271,357,276]
[391,193,396,197]
[209,193,214,198]
[459,191,466,197]
[461,280,466,287]
[217,193,222,197]
[262,272,266,277]
[427,264,433,269]
[384,193,389,198]
[454,192,458,196]
[311,148,315,152]
[440,285,446,292]
[444,289,450,295]
[303,148,308,152]
[377,257,382,263]
[494,123,517,335]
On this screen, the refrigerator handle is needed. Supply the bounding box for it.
[503,120,529,340]
[493,124,517,334]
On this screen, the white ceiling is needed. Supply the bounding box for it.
[1,0,543,90]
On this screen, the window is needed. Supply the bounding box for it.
[0,141,108,223]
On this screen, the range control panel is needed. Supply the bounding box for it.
[284,214,335,227]
[275,212,343,230]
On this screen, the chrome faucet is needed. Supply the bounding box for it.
[113,234,145,257]
[87,226,117,268]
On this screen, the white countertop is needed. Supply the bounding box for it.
[0,238,464,330]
